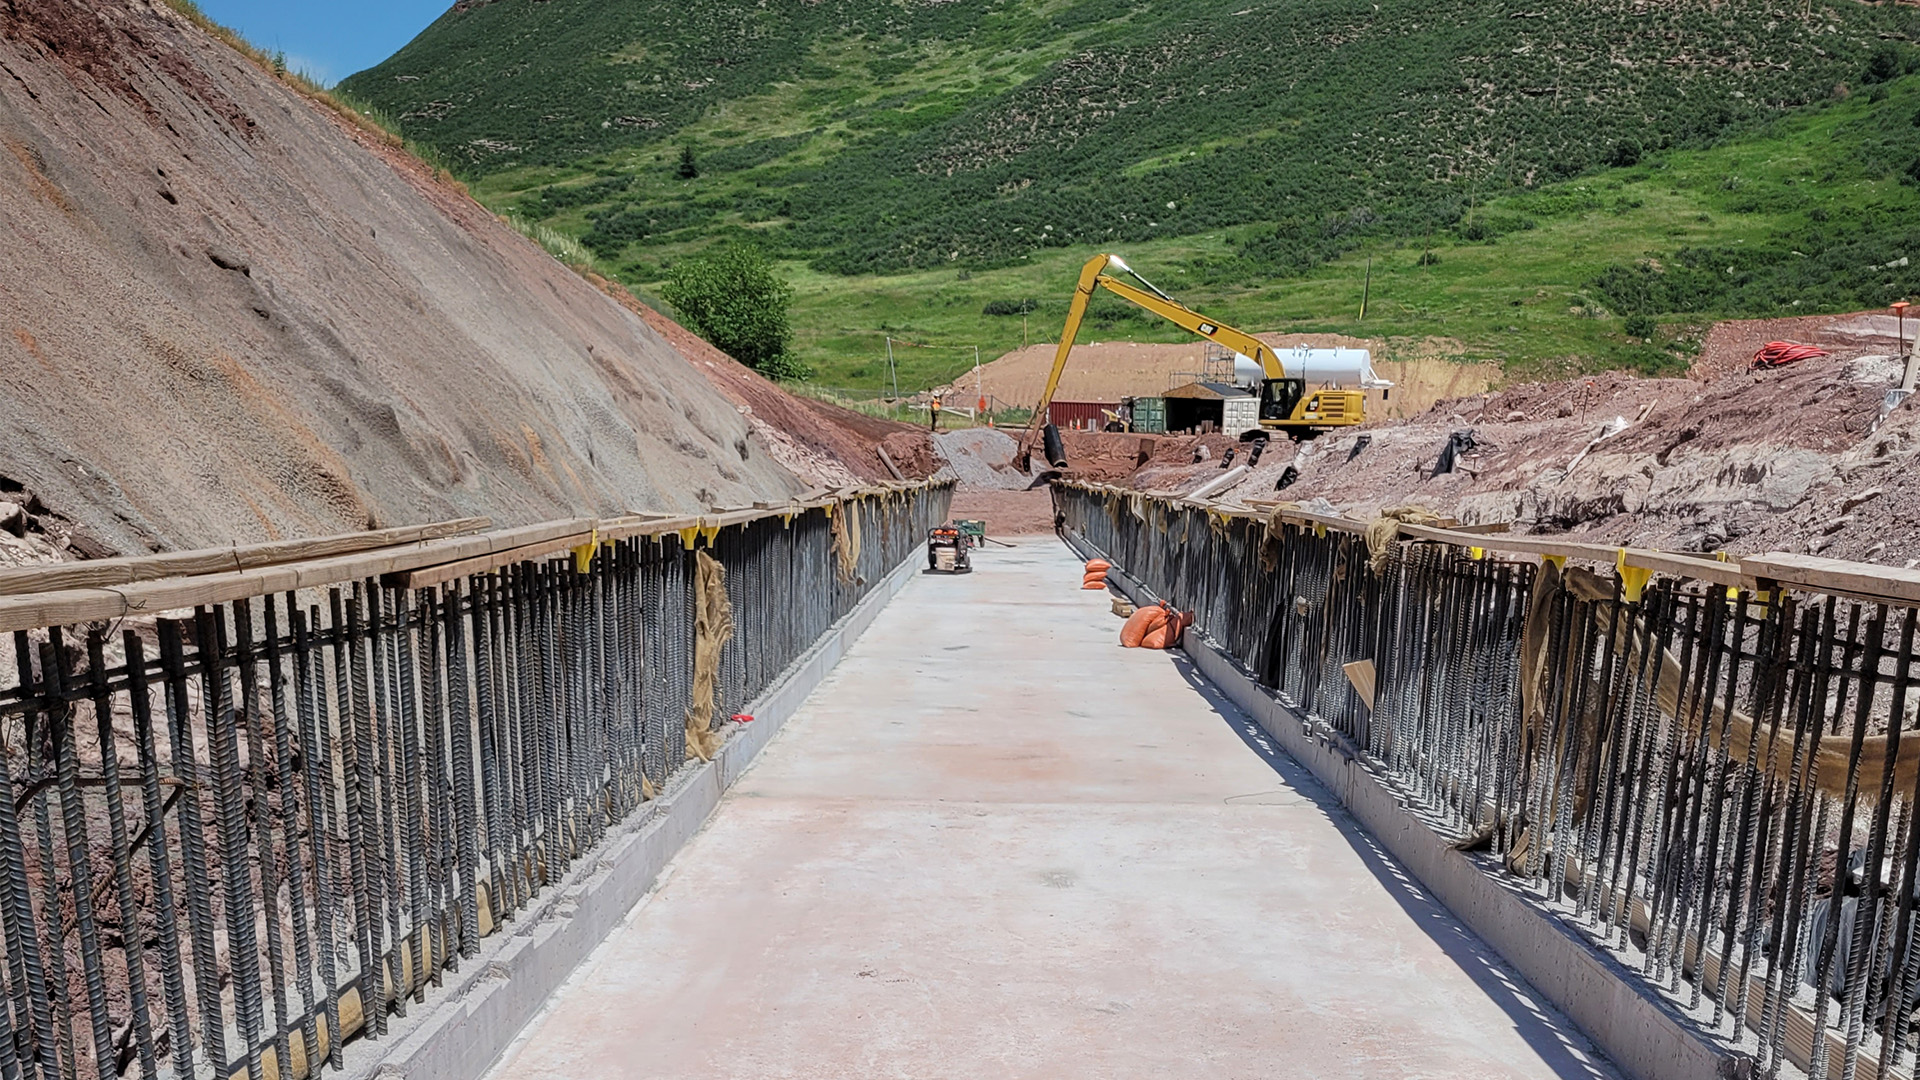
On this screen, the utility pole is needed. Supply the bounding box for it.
[1359,254,1372,321]
[886,336,900,402]
[974,345,983,420]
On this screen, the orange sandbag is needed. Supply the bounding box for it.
[1082,579,1109,590]
[1084,558,1111,573]
[1120,604,1168,647]
[1141,609,1195,650]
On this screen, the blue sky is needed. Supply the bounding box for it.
[193,1,451,87]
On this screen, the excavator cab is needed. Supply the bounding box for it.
[1258,378,1365,438]
[1259,379,1306,426]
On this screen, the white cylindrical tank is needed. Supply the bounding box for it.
[1234,347,1394,389]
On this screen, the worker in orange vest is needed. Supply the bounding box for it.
[929,397,942,431]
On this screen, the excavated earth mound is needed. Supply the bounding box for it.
[1104,346,1920,566]
[945,336,1499,421]
[0,0,811,558]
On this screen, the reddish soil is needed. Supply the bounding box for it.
[1053,430,1241,485]
[1088,352,1920,565]
[947,336,1498,421]
[1695,310,1909,380]
[949,488,1056,536]
[879,430,940,478]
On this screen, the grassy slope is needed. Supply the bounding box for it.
[781,75,1920,393]
[343,0,1920,393]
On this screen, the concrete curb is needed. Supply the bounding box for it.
[347,552,923,1080]
[1063,532,1745,1080]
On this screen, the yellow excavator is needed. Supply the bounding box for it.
[1018,253,1388,468]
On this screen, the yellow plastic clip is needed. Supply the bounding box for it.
[1541,554,1567,570]
[1469,546,1485,561]
[1615,549,1652,604]
[570,528,600,574]
[1313,523,1327,539]
[678,524,701,548]
[699,524,721,546]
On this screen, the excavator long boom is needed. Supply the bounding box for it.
[1021,253,1360,463]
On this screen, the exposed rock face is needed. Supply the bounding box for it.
[0,0,805,554]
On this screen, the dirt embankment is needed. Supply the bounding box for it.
[0,0,819,557]
[1072,309,1920,566]
[599,280,932,488]
[939,334,1498,420]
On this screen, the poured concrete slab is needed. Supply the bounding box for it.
[492,539,1619,1080]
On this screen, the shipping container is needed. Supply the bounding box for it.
[1221,396,1261,437]
[1130,397,1166,434]
[1046,400,1119,430]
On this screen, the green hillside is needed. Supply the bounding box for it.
[341,0,1920,390]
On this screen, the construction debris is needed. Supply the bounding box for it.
[1062,308,1920,567]
[1751,340,1830,369]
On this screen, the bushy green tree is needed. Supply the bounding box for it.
[660,245,809,379]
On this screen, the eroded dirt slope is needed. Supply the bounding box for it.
[0,0,808,557]
[1076,310,1920,566]
[598,280,933,488]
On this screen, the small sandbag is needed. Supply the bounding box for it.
[1120,604,1168,647]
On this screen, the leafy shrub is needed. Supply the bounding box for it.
[1865,44,1909,85]
[659,245,808,378]
[1623,314,1656,339]
[1606,139,1642,167]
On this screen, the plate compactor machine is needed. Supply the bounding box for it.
[926,524,973,574]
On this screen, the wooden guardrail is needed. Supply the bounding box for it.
[0,482,943,634]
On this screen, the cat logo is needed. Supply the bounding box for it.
[1197,322,1217,335]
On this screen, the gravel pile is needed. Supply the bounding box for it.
[933,428,1033,490]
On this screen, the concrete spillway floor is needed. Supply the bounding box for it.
[492,538,1620,1080]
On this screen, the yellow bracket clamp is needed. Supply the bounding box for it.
[1615,549,1652,604]
[1469,546,1485,560]
[678,523,701,549]
[570,529,600,574]
[1313,523,1327,539]
[699,524,721,546]
[1541,554,1567,570]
